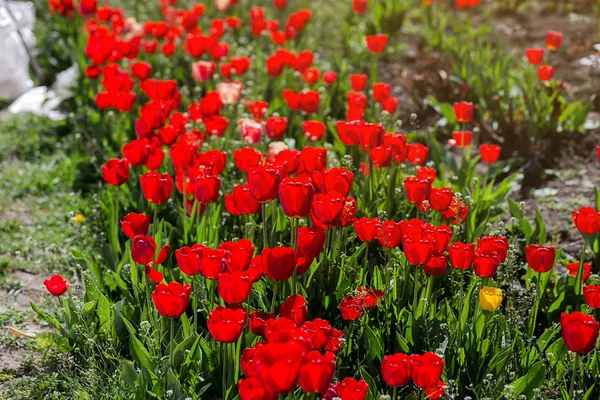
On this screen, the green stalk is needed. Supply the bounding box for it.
[222,343,228,400]
[270,282,279,313]
[392,387,398,400]
[568,352,580,399]
[412,265,421,313]
[170,317,175,367]
[193,275,198,334]
[529,271,542,337]
[262,203,269,249]
[113,186,121,265]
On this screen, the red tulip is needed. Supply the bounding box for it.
[279,177,314,218]
[354,217,381,242]
[194,175,221,203]
[584,285,600,308]
[266,116,287,139]
[254,342,305,394]
[377,220,403,248]
[140,171,173,205]
[572,206,600,235]
[477,236,509,263]
[365,34,388,53]
[404,177,431,204]
[448,242,474,270]
[424,254,447,276]
[298,351,336,393]
[403,236,434,265]
[525,244,556,273]
[248,166,282,203]
[302,68,320,85]
[262,247,297,281]
[339,296,365,320]
[234,147,262,173]
[433,225,453,253]
[416,167,436,183]
[560,311,599,353]
[279,294,308,326]
[299,147,327,173]
[122,138,150,166]
[473,249,499,278]
[537,65,555,81]
[369,146,393,167]
[452,131,473,147]
[353,0,368,14]
[175,244,204,276]
[300,90,320,114]
[152,282,191,318]
[220,239,255,272]
[44,274,70,296]
[297,227,326,273]
[208,305,247,343]
[131,61,152,80]
[430,187,453,212]
[336,377,369,400]
[453,101,473,123]
[381,353,412,387]
[373,82,391,103]
[407,143,428,165]
[311,192,345,226]
[354,121,384,151]
[249,312,276,336]
[479,144,501,164]
[199,247,228,279]
[546,30,563,51]
[323,71,338,84]
[218,270,253,304]
[303,120,326,141]
[238,377,277,400]
[324,168,354,197]
[567,262,591,283]
[131,235,157,265]
[120,213,150,239]
[525,48,544,65]
[230,184,261,215]
[410,352,444,389]
[425,380,447,400]
[102,158,130,186]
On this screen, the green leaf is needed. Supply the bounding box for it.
[364,325,383,361]
[510,361,546,398]
[121,360,139,387]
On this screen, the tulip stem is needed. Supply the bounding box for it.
[569,352,580,399]
[426,274,435,318]
[113,186,120,265]
[153,204,159,238]
[270,282,279,313]
[193,275,198,334]
[262,203,269,249]
[291,218,299,295]
[182,169,186,225]
[222,342,228,400]
[170,317,175,367]
[529,272,542,337]
[412,265,421,313]
[575,238,587,308]
[392,387,398,400]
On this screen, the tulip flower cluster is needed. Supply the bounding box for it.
[35,1,600,399]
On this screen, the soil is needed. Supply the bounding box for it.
[382,3,600,258]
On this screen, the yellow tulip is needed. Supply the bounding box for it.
[73,213,86,224]
[479,286,502,311]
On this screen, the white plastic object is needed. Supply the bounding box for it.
[0,1,35,101]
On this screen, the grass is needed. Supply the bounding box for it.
[0,113,106,399]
